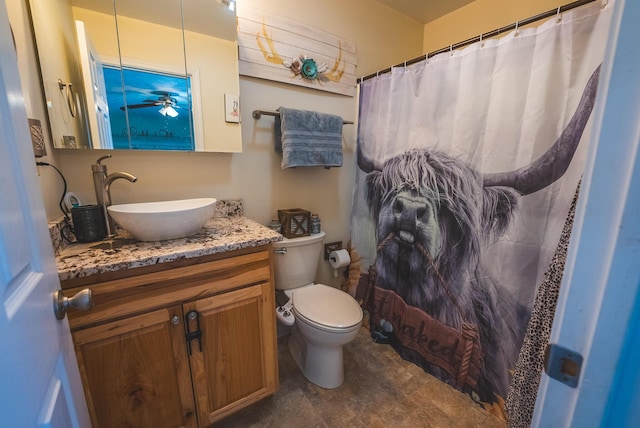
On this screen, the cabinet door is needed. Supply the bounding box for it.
[73,306,197,428]
[186,282,278,426]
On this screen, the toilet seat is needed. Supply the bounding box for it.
[295,310,361,334]
[292,283,362,332]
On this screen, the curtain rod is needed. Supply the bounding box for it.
[361,0,600,82]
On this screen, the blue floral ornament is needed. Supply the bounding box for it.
[283,55,329,82]
[300,58,318,80]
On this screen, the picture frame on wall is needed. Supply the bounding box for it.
[225,93,240,123]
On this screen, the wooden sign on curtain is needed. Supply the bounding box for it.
[237,6,357,97]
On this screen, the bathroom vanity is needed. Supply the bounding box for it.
[55,209,281,427]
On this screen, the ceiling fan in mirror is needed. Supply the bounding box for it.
[120,91,181,117]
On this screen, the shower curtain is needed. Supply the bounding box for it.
[351,1,612,410]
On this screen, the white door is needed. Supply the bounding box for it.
[76,19,114,149]
[0,5,89,428]
[534,0,640,426]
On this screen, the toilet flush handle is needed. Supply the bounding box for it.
[274,247,287,255]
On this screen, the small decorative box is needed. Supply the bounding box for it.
[278,208,311,238]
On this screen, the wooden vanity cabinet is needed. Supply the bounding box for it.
[63,247,278,428]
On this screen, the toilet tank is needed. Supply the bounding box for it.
[272,231,325,290]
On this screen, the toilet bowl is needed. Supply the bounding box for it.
[287,283,362,388]
[273,232,363,389]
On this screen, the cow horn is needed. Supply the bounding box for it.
[483,65,600,195]
[357,142,383,173]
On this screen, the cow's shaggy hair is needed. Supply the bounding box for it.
[366,148,528,402]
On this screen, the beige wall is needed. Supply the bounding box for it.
[6,0,64,218]
[423,0,571,53]
[14,0,422,287]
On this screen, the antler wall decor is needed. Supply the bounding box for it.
[237,6,357,96]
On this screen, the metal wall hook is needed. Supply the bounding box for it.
[57,79,77,118]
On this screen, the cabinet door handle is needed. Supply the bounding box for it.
[184,310,203,355]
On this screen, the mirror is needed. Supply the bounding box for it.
[28,0,242,152]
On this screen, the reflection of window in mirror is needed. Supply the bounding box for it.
[104,66,195,151]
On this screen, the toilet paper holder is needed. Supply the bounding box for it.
[324,241,342,260]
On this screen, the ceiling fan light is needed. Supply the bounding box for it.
[159,105,179,117]
[165,105,179,117]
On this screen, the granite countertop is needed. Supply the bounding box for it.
[56,216,282,283]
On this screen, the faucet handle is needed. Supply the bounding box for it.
[92,154,112,172]
[95,154,112,165]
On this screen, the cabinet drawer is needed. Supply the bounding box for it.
[66,249,273,330]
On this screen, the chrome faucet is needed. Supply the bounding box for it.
[92,154,137,237]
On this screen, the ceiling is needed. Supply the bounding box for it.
[376,0,476,24]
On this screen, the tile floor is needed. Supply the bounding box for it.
[214,327,507,427]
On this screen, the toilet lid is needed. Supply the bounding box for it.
[292,283,362,329]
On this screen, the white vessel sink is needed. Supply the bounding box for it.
[107,198,217,241]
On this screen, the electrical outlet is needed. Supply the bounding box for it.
[324,241,342,260]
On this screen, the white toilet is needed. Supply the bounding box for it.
[273,231,363,389]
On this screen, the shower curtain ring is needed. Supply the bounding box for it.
[479,33,484,47]
[556,6,562,22]
[404,60,407,71]
[450,44,453,56]
[514,20,520,36]
[601,0,609,7]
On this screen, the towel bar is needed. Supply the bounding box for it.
[252,109,354,124]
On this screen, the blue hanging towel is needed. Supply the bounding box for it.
[275,107,343,169]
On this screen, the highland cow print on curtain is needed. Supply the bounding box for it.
[350,1,612,409]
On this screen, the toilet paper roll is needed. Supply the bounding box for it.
[329,249,351,280]
[329,249,351,269]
